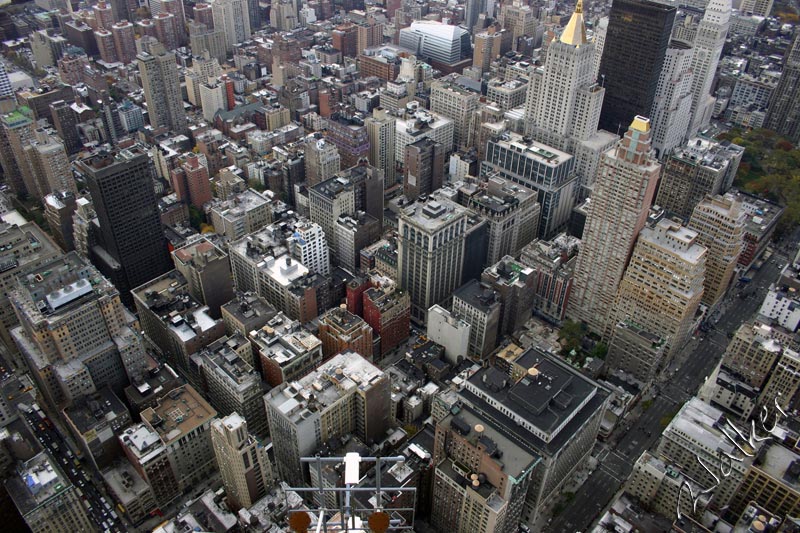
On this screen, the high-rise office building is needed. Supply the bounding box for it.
[211,0,251,53]
[74,146,172,306]
[465,0,488,33]
[188,22,228,64]
[111,21,137,65]
[154,13,179,51]
[398,22,472,71]
[309,164,383,267]
[317,306,374,360]
[567,117,660,335]
[24,131,75,200]
[404,138,444,200]
[49,100,82,155]
[650,41,694,159]
[95,29,118,63]
[159,0,188,45]
[607,219,706,377]
[93,1,115,29]
[655,137,742,221]
[195,336,268,438]
[446,347,609,527]
[657,398,759,510]
[598,0,676,134]
[452,280,501,359]
[44,191,77,253]
[6,453,94,533]
[481,132,578,239]
[397,193,468,324]
[172,237,234,318]
[332,23,359,58]
[10,253,147,407]
[120,385,217,507]
[525,0,603,148]
[765,33,800,144]
[171,152,213,208]
[740,0,773,16]
[304,136,341,188]
[0,223,60,368]
[688,194,745,307]
[323,113,370,169]
[465,176,540,265]
[686,0,731,136]
[0,63,12,97]
[0,106,36,198]
[430,75,480,151]
[499,0,537,51]
[365,107,396,186]
[137,43,187,133]
[211,414,273,510]
[472,26,503,73]
[264,351,391,486]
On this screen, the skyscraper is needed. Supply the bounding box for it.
[211,0,251,54]
[75,146,172,306]
[50,100,82,155]
[607,218,706,366]
[211,414,273,510]
[6,453,95,533]
[655,137,742,221]
[765,32,800,144]
[0,62,12,97]
[430,75,480,151]
[686,0,730,136]
[473,26,503,74]
[650,41,694,159]
[264,351,391,486]
[567,117,660,335]
[598,0,676,134]
[688,193,745,307]
[137,43,187,133]
[465,0,487,32]
[0,106,36,198]
[304,135,341,187]
[397,193,468,323]
[404,138,444,200]
[365,107,396,185]
[525,0,604,147]
[111,21,137,64]
[10,252,147,407]
[23,131,75,199]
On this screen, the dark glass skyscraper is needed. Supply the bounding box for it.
[76,145,172,307]
[597,0,676,134]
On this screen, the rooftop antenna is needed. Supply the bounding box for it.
[287,454,416,533]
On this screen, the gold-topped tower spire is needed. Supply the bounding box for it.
[559,0,588,46]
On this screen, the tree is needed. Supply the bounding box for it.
[559,319,585,354]
[591,342,608,360]
[188,205,206,231]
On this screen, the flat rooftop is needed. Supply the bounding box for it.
[14,252,113,318]
[461,347,608,453]
[140,385,216,446]
[63,387,129,434]
[5,452,70,515]
[267,351,384,424]
[398,193,469,232]
[494,132,573,167]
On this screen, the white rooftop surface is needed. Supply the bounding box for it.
[270,352,383,421]
[258,255,309,286]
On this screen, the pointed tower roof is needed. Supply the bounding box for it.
[560,0,588,46]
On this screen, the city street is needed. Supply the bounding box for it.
[21,406,125,533]
[546,246,789,533]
